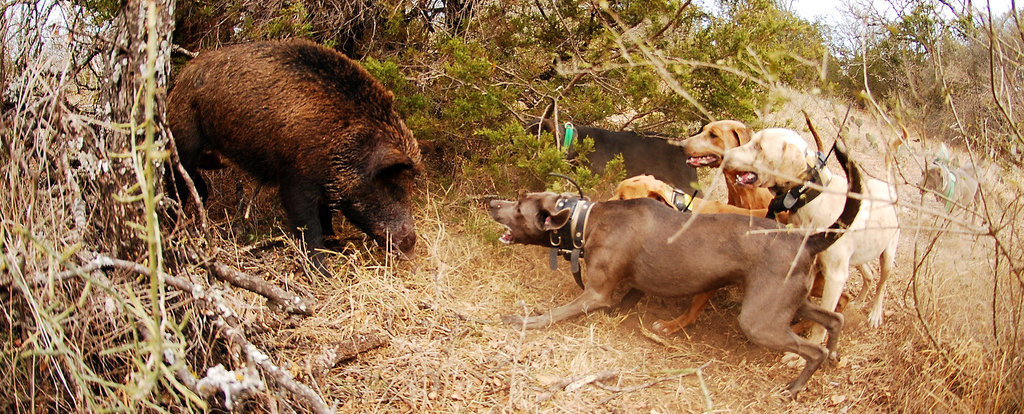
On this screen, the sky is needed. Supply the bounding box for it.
[788,0,1019,25]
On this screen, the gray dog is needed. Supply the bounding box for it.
[490,142,864,397]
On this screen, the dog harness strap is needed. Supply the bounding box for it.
[546,196,592,290]
[570,248,582,288]
[568,200,592,290]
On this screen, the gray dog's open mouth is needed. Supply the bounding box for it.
[499,226,514,244]
[735,171,759,186]
[687,155,720,167]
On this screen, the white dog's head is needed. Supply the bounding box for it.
[722,128,812,192]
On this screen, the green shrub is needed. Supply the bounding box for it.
[469,121,624,196]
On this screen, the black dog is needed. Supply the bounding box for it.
[526,118,699,196]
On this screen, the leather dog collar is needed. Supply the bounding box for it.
[548,196,593,289]
[766,147,833,220]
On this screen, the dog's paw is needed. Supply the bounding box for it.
[829,350,842,365]
[651,320,682,335]
[781,352,805,368]
[868,307,884,328]
[781,383,805,401]
[501,315,526,326]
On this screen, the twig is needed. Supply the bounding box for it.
[697,361,714,410]
[594,367,701,405]
[172,44,198,58]
[205,260,314,316]
[536,370,618,402]
[239,236,288,254]
[311,332,389,374]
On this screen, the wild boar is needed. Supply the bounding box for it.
[167,39,422,276]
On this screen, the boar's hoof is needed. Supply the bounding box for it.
[309,251,333,278]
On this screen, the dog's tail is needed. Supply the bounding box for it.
[805,140,862,255]
[803,110,825,151]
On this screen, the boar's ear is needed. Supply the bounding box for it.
[370,147,415,177]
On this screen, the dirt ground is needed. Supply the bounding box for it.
[199,90,1011,413]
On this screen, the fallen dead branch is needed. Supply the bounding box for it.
[310,332,389,374]
[205,259,314,316]
[536,370,618,402]
[594,362,712,407]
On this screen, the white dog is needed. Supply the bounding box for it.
[722,128,900,346]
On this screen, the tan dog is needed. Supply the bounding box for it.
[610,175,847,334]
[723,128,900,347]
[678,120,774,209]
[610,175,768,216]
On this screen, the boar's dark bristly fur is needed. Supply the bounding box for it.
[167,39,422,276]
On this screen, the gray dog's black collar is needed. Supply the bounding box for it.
[548,196,593,290]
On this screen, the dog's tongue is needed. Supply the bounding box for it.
[736,171,759,186]
[686,155,718,167]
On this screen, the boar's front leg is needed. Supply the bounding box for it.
[279,178,332,278]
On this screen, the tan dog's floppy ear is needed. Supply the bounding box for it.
[649,189,670,205]
[734,125,753,145]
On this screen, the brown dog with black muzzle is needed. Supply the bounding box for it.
[489,143,864,397]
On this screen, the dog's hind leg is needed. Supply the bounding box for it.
[739,288,838,397]
[794,299,844,356]
[739,304,832,398]
[852,264,875,304]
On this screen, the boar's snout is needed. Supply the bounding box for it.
[396,222,417,260]
[373,220,416,260]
